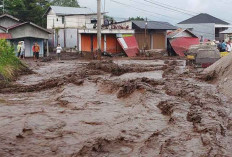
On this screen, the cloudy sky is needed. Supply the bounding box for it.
[77,0,232,25]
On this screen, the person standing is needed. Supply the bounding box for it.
[17,42,21,58]
[56,44,62,60]
[34,43,40,61]
[221,40,227,52]
[227,41,232,53]
[20,41,25,59]
[32,43,36,61]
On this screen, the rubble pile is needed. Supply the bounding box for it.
[204,53,232,99]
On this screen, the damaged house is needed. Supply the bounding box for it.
[167,28,199,56]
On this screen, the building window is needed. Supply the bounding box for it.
[215,28,220,38]
[62,16,65,24]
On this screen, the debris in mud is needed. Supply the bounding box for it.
[187,109,202,123]
[117,82,137,98]
[157,101,174,116]
[100,77,164,98]
[88,60,165,76]
[198,71,217,82]
[77,137,133,157]
[0,72,84,93]
[16,134,24,139]
[41,56,53,62]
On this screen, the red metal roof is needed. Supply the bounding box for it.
[170,37,200,56]
[0,33,12,39]
[117,36,139,57]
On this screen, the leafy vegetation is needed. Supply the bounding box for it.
[50,0,80,7]
[129,16,145,21]
[0,39,25,81]
[1,0,80,26]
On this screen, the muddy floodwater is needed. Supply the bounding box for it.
[0,59,232,157]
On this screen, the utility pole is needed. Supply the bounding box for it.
[64,16,66,48]
[104,0,106,13]
[144,18,148,50]
[97,0,102,59]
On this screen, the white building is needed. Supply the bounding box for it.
[45,6,104,29]
[44,6,135,52]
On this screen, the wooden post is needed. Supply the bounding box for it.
[47,40,49,56]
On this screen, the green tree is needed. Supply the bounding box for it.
[129,16,145,21]
[3,0,50,26]
[50,0,79,7]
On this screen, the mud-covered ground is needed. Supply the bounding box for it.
[0,58,232,157]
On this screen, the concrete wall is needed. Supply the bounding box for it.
[177,23,215,40]
[57,29,64,47]
[47,9,103,29]
[0,17,20,28]
[9,24,50,39]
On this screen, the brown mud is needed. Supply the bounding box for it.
[0,59,231,157]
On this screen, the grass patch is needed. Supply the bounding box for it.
[0,39,27,82]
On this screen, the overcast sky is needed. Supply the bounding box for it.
[77,0,232,25]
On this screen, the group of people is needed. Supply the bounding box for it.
[217,40,232,52]
[17,42,40,61]
[17,42,62,61]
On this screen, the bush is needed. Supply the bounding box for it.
[0,39,24,81]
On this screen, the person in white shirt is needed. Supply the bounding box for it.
[21,41,25,59]
[56,44,62,60]
[227,41,232,52]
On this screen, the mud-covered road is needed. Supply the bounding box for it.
[0,59,232,157]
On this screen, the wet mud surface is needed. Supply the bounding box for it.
[0,59,232,157]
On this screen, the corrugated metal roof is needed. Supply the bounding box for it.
[220,28,232,34]
[50,6,95,15]
[0,14,20,22]
[132,21,176,30]
[167,28,198,38]
[0,33,12,39]
[0,25,6,32]
[170,37,200,56]
[117,36,139,57]
[8,22,52,34]
[178,13,229,25]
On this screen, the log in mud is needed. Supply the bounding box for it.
[0,59,231,157]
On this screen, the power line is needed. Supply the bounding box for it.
[144,0,195,16]
[110,0,180,21]
[144,0,198,15]
[109,0,219,36]
[144,0,232,24]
